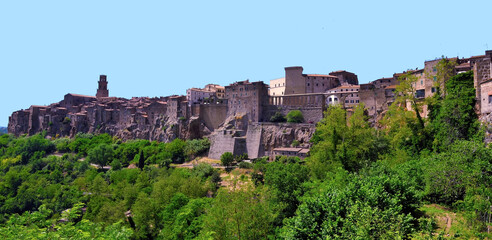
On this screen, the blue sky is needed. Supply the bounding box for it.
[1,0,491,126]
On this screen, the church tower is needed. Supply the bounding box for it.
[96,75,109,98]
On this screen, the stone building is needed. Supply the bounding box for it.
[269,66,349,96]
[96,75,109,99]
[269,77,286,96]
[359,76,400,122]
[186,84,225,105]
[224,80,269,122]
[325,84,360,107]
[329,70,359,86]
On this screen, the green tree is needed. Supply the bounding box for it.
[264,161,309,223]
[220,152,234,167]
[281,165,420,239]
[308,104,383,178]
[200,186,278,239]
[286,110,304,123]
[87,143,114,168]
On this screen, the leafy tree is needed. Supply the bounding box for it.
[220,152,234,167]
[191,163,215,180]
[264,161,309,223]
[431,71,481,151]
[281,165,421,239]
[200,186,278,239]
[286,110,304,123]
[308,104,383,177]
[166,139,187,164]
[184,138,210,159]
[87,143,114,168]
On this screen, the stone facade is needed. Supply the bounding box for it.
[224,80,269,122]
[96,75,109,99]
[186,84,225,105]
[271,66,351,96]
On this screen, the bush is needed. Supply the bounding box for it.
[238,161,252,169]
[281,166,421,239]
[220,152,234,167]
[286,110,304,123]
[270,112,286,122]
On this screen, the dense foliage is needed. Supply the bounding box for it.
[286,110,304,123]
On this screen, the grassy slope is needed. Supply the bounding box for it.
[414,204,492,239]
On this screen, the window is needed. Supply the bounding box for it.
[316,83,318,86]
[489,95,492,104]
[356,100,359,103]
[345,100,349,103]
[433,67,437,72]
[433,76,437,82]
[350,100,354,103]
[431,87,436,93]
[307,83,310,86]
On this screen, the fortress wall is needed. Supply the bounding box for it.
[264,105,324,124]
[208,130,237,159]
[199,104,228,130]
[245,123,263,159]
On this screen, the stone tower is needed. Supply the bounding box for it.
[96,75,109,98]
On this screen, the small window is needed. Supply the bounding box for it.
[433,76,437,81]
[316,83,318,86]
[489,95,492,104]
[433,67,437,72]
[431,87,436,93]
[307,83,310,86]
[356,100,359,103]
[421,80,423,85]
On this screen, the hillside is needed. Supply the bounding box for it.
[0,127,7,135]
[0,71,490,239]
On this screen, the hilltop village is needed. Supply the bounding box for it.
[8,50,492,159]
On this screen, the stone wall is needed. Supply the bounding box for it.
[199,104,228,130]
[480,80,492,115]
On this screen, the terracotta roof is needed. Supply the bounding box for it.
[385,85,397,89]
[30,105,48,108]
[306,74,337,78]
[67,93,96,98]
[456,62,471,69]
[470,55,486,59]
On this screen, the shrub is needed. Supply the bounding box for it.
[220,152,234,167]
[270,112,286,122]
[286,110,304,123]
[238,161,252,169]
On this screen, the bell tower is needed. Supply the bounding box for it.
[96,75,109,98]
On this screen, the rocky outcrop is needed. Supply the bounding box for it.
[208,114,315,159]
[8,94,211,142]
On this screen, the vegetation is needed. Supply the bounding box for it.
[270,111,286,122]
[286,110,304,123]
[0,68,490,239]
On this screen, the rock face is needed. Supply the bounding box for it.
[8,93,213,142]
[208,114,315,159]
